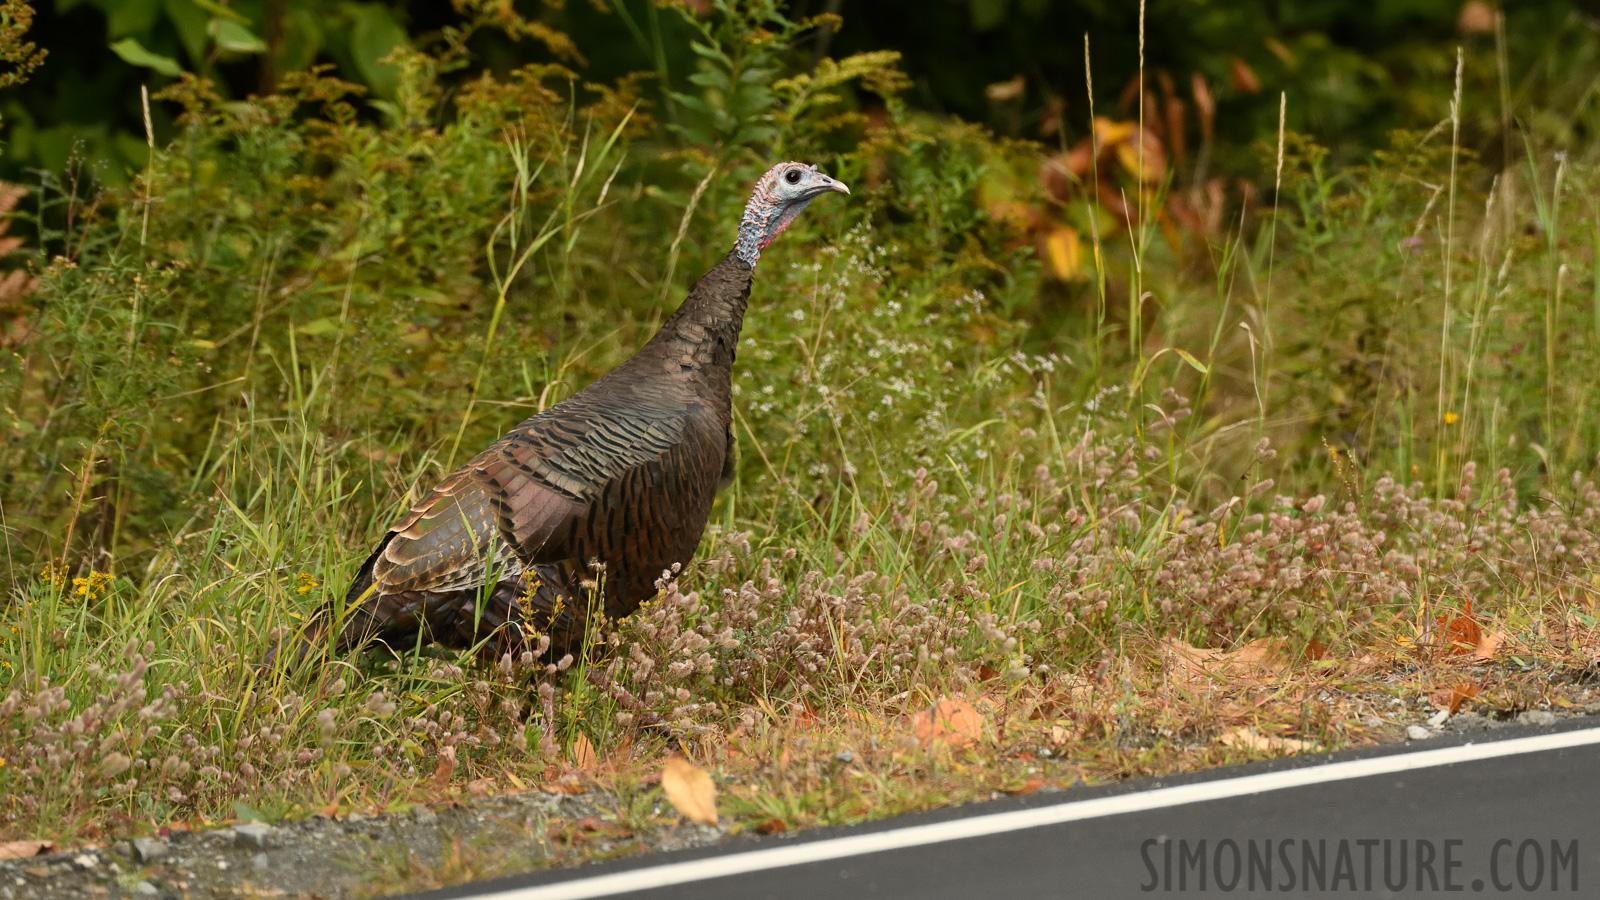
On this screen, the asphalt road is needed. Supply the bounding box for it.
[410,719,1600,900]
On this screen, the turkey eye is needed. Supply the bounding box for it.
[784,169,801,184]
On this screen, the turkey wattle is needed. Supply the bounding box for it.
[287,162,848,663]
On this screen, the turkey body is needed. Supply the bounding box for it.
[327,252,753,659]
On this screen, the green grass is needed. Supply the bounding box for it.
[2,0,1600,859]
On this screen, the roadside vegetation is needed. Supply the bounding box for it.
[3,0,1600,881]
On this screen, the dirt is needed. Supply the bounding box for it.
[5,707,1591,900]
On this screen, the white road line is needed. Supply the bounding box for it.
[454,726,1600,900]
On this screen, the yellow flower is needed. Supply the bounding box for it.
[39,562,66,590]
[1443,412,1459,425]
[295,573,318,595]
[70,571,115,602]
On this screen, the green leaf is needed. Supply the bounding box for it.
[687,70,729,91]
[296,317,341,337]
[209,18,267,54]
[103,0,162,39]
[109,38,183,77]
[350,5,408,99]
[688,42,727,62]
[189,0,247,21]
[162,0,210,68]
[1171,349,1210,375]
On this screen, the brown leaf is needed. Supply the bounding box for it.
[985,75,1026,103]
[1162,637,1288,686]
[431,746,456,790]
[1190,72,1216,141]
[1458,0,1496,34]
[756,818,787,835]
[661,757,718,826]
[912,697,983,748]
[1229,57,1261,93]
[0,841,55,861]
[1219,727,1313,755]
[568,732,597,769]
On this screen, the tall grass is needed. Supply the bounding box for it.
[2,4,1600,843]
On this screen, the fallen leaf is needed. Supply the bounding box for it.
[756,818,787,835]
[1447,683,1481,714]
[1219,727,1314,755]
[912,697,983,748]
[1009,778,1047,796]
[1049,724,1071,745]
[568,732,597,769]
[431,746,457,790]
[1475,629,1505,662]
[1437,601,1483,655]
[0,841,54,861]
[538,776,586,795]
[1162,637,1288,685]
[661,758,718,826]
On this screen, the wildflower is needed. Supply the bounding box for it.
[70,570,115,601]
[1443,412,1459,425]
[295,572,318,595]
[39,562,66,590]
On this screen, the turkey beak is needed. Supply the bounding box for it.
[815,174,850,196]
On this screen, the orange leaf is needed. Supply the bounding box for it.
[661,758,718,826]
[1229,56,1261,93]
[1474,629,1505,662]
[0,841,54,861]
[1010,778,1047,796]
[912,697,982,748]
[1437,601,1483,655]
[1448,683,1480,714]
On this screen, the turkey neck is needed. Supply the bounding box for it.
[631,249,753,399]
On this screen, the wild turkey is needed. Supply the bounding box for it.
[282,161,848,664]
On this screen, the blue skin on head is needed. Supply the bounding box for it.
[735,163,850,267]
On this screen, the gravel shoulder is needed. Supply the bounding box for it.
[2,788,724,900]
[2,708,1583,900]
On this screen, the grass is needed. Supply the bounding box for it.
[4,0,1600,885]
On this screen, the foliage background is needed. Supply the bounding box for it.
[9,0,1600,182]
